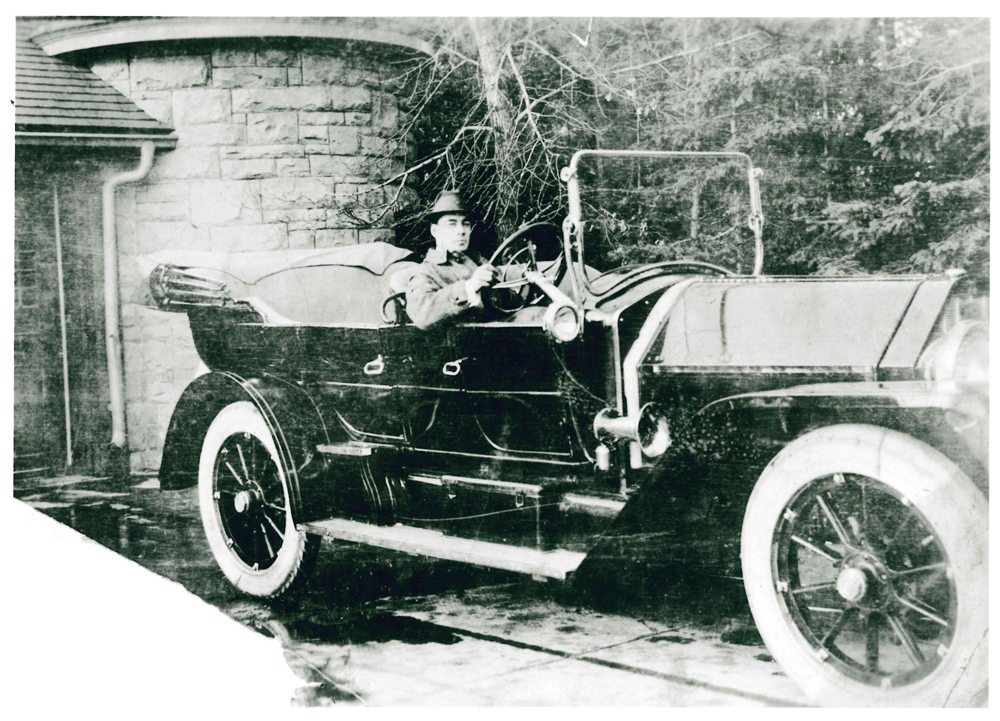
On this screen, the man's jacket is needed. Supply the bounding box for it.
[405,248,486,329]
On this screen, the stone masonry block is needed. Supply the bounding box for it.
[336,183,384,208]
[259,177,336,209]
[119,261,146,304]
[89,58,129,85]
[361,134,405,158]
[210,224,288,253]
[139,450,161,471]
[310,155,362,178]
[148,147,220,181]
[328,85,372,111]
[257,48,299,67]
[302,53,378,87]
[262,208,326,225]
[299,125,328,142]
[147,379,178,403]
[138,182,188,203]
[288,230,314,249]
[147,323,174,340]
[108,78,133,97]
[172,89,232,125]
[135,200,189,222]
[131,95,172,125]
[299,111,344,126]
[300,53,344,84]
[343,112,372,126]
[232,86,370,113]
[221,145,304,160]
[212,48,255,67]
[176,123,247,147]
[221,158,276,180]
[329,127,360,154]
[232,86,325,113]
[275,158,311,177]
[372,92,399,129]
[304,143,332,155]
[287,67,303,86]
[190,179,263,225]
[247,112,298,145]
[324,207,354,228]
[213,66,287,89]
[366,156,406,182]
[359,229,396,244]
[135,222,211,255]
[132,55,208,91]
[315,229,358,247]
[287,220,326,232]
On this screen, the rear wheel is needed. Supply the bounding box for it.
[198,401,319,597]
[742,424,987,706]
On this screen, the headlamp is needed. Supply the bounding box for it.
[544,303,582,343]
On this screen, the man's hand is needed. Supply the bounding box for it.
[464,263,499,303]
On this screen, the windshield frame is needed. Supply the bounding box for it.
[560,149,765,301]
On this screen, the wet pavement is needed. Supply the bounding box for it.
[13,473,808,707]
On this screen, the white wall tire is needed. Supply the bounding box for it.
[198,401,318,598]
[742,424,987,707]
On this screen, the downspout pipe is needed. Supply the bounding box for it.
[104,141,155,448]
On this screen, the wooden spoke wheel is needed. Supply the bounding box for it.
[198,401,318,598]
[742,425,987,706]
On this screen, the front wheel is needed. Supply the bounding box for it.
[198,401,319,598]
[742,424,987,706]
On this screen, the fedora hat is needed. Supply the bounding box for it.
[426,190,473,222]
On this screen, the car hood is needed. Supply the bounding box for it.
[639,275,958,371]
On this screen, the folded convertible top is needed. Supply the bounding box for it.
[136,241,415,285]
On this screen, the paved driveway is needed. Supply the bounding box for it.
[13,473,807,707]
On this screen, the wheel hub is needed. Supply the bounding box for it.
[233,487,262,514]
[838,551,892,608]
[836,567,868,602]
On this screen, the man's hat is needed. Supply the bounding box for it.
[426,190,472,222]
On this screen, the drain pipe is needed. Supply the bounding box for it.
[53,183,73,470]
[104,141,155,448]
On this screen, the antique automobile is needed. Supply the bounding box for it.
[144,150,987,706]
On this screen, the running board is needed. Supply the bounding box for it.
[300,518,587,580]
[317,441,395,457]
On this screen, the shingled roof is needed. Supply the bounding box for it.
[15,23,175,141]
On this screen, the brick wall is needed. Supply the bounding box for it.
[86,39,414,472]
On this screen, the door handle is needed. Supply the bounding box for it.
[363,354,385,375]
[441,357,468,376]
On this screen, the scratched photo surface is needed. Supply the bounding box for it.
[12,15,988,708]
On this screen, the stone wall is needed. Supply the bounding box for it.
[86,39,414,472]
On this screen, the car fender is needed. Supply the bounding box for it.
[694,379,986,419]
[573,379,988,595]
[159,372,332,520]
[691,379,987,475]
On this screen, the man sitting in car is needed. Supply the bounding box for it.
[405,190,499,329]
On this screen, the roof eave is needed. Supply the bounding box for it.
[15,130,179,148]
[31,17,434,57]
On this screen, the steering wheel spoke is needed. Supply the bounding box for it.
[486,223,565,313]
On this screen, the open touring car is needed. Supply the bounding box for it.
[144,150,988,706]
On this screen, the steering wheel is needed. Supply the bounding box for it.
[485,223,565,313]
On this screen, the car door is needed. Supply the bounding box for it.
[448,321,576,459]
[377,324,475,451]
[296,324,404,441]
